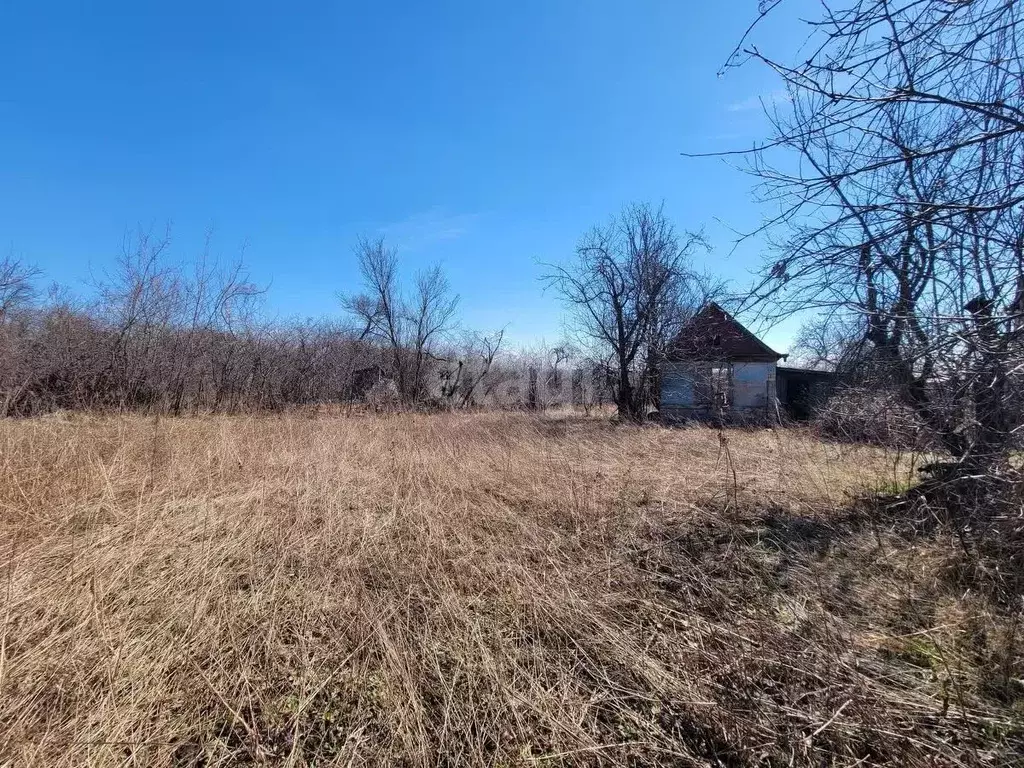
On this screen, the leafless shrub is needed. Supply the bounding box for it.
[814,386,931,450]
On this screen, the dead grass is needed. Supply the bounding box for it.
[0,410,1020,766]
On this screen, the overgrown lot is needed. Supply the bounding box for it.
[0,411,1020,766]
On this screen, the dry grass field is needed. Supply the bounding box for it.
[0,410,1020,766]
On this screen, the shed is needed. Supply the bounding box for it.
[776,366,835,420]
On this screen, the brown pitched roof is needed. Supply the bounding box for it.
[667,302,785,362]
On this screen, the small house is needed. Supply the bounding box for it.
[661,303,786,421]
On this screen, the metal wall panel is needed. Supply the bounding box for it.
[730,362,774,408]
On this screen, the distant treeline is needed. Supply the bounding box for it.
[0,234,611,417]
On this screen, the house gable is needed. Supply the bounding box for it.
[667,302,784,363]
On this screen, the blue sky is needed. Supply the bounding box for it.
[1,1,808,351]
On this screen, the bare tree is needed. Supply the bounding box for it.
[440,328,506,408]
[790,316,866,372]
[544,203,711,421]
[0,256,41,415]
[166,236,263,414]
[410,264,459,400]
[709,0,1024,471]
[0,256,39,319]
[342,236,459,404]
[547,345,571,394]
[93,230,182,409]
[343,237,406,392]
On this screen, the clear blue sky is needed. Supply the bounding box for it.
[1,1,808,351]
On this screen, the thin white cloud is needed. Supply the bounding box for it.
[726,88,790,113]
[379,208,479,250]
